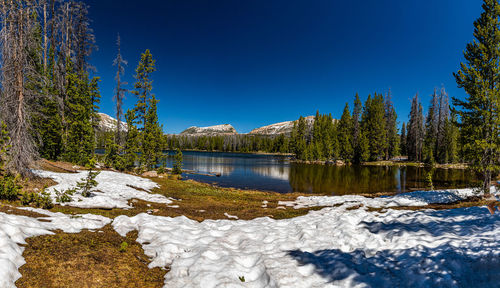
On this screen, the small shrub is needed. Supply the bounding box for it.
[0,174,22,201]
[426,171,434,190]
[119,241,128,253]
[55,188,75,203]
[76,158,100,197]
[20,191,36,205]
[113,154,127,171]
[238,276,245,282]
[20,187,53,209]
[157,166,165,174]
[37,188,54,209]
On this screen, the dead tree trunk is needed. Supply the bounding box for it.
[0,0,40,177]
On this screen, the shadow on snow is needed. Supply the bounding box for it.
[288,206,500,287]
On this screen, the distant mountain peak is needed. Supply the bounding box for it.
[180,124,237,135]
[249,116,317,135]
[98,112,128,132]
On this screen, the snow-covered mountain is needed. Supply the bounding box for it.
[98,113,128,132]
[180,124,237,136]
[249,116,316,135]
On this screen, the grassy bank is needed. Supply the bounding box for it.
[291,158,469,170]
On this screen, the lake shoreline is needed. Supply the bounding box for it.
[291,159,469,170]
[164,150,469,170]
[164,149,293,157]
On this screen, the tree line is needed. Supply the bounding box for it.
[290,92,400,163]
[403,88,460,164]
[163,134,290,154]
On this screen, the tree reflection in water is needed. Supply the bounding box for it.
[288,163,477,195]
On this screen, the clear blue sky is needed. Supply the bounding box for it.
[85,0,482,134]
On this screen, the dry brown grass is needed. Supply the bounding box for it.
[36,159,80,173]
[46,177,322,221]
[0,203,47,217]
[16,225,166,288]
[21,176,57,193]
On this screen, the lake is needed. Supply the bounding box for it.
[163,150,477,195]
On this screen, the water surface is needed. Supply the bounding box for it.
[163,151,476,195]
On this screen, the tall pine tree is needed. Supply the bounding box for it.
[63,64,95,165]
[123,109,140,169]
[453,0,500,194]
[142,95,163,169]
[337,103,353,161]
[132,49,156,131]
[407,94,425,162]
[113,34,127,144]
[384,90,399,160]
[352,93,363,163]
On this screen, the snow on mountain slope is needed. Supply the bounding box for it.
[250,116,325,135]
[180,124,237,136]
[98,113,128,132]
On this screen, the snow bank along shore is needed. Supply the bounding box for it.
[34,170,173,209]
[278,186,498,209]
[1,170,499,287]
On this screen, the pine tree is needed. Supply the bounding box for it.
[358,129,370,163]
[35,97,63,160]
[363,93,386,160]
[337,103,353,161]
[444,112,459,163]
[423,89,439,163]
[384,90,399,159]
[132,49,156,130]
[454,0,500,194]
[407,94,425,162]
[291,116,307,160]
[63,64,94,165]
[436,87,450,163]
[123,109,140,169]
[30,10,63,161]
[172,148,183,174]
[400,122,407,156]
[89,76,101,146]
[323,114,335,159]
[113,34,127,145]
[142,95,163,169]
[352,93,363,162]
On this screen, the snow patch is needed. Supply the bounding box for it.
[34,170,172,209]
[278,194,427,209]
[180,124,237,135]
[279,187,498,209]
[98,112,128,132]
[249,116,333,135]
[224,212,239,219]
[112,203,500,287]
[0,209,110,287]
